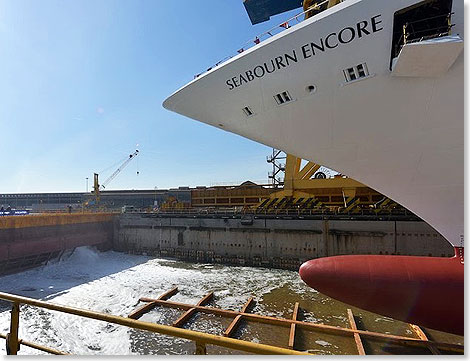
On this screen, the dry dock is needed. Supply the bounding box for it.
[116,212,453,270]
[1,211,454,276]
[0,213,114,275]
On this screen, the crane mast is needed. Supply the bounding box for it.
[93,149,139,203]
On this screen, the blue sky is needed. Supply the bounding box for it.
[0,0,301,193]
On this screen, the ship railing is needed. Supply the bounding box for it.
[394,12,454,58]
[0,292,308,355]
[194,0,346,79]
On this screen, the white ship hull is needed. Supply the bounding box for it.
[164,0,464,248]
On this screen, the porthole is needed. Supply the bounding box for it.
[306,85,316,93]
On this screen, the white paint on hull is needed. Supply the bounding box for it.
[164,0,464,247]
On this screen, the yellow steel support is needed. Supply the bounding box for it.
[298,163,321,180]
[283,155,302,197]
[290,178,365,190]
[258,151,367,210]
[195,342,207,355]
[374,198,398,214]
[0,292,308,355]
[342,197,360,213]
[7,303,20,355]
[342,188,357,201]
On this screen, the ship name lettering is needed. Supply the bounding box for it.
[226,14,383,90]
[226,49,298,90]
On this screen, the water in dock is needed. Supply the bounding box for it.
[0,247,463,355]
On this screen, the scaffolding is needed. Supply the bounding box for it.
[267,149,286,188]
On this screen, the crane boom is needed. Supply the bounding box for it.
[101,150,139,189]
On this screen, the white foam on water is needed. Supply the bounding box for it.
[0,247,309,355]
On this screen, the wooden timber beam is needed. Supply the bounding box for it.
[139,296,463,353]
[224,297,255,338]
[410,324,440,355]
[173,292,214,328]
[288,302,299,349]
[347,309,365,355]
[224,315,243,338]
[173,307,197,328]
[0,291,309,356]
[128,287,178,320]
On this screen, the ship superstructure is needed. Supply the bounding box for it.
[164,0,464,335]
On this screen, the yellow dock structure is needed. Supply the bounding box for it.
[183,151,400,214]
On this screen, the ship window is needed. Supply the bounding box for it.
[242,106,254,117]
[274,91,293,105]
[343,63,369,83]
[275,94,285,104]
[357,64,366,77]
[347,68,357,81]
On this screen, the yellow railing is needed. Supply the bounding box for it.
[0,332,69,355]
[0,292,309,355]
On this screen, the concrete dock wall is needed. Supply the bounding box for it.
[115,214,454,270]
[0,213,115,275]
